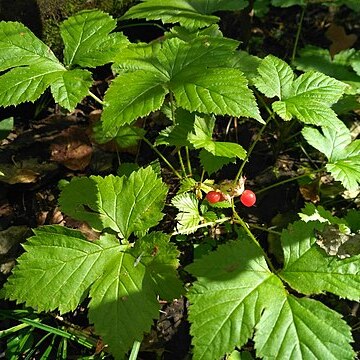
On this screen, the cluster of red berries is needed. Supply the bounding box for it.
[205,189,256,207]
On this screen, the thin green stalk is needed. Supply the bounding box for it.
[129,340,141,360]
[256,168,324,195]
[185,146,193,176]
[141,136,182,179]
[232,210,277,273]
[248,223,282,236]
[88,91,105,105]
[178,148,187,177]
[234,114,273,182]
[291,5,306,63]
[171,216,232,236]
[0,323,31,338]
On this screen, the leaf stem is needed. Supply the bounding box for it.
[129,340,141,360]
[291,5,306,63]
[88,91,105,105]
[232,207,277,273]
[185,146,193,176]
[256,168,324,195]
[248,223,282,236]
[141,136,182,179]
[178,148,187,177]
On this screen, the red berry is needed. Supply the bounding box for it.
[206,191,222,204]
[240,190,256,207]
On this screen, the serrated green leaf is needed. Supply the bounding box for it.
[172,68,262,122]
[280,221,360,301]
[172,193,202,234]
[188,115,247,158]
[302,125,360,191]
[0,20,96,110]
[299,203,347,227]
[59,168,168,238]
[89,250,160,358]
[89,231,182,358]
[155,108,195,147]
[61,10,129,68]
[255,294,354,360]
[254,55,347,128]
[101,70,168,135]
[50,69,93,109]
[0,21,59,71]
[199,150,235,175]
[4,226,120,314]
[120,0,247,29]
[187,237,284,360]
[294,46,360,94]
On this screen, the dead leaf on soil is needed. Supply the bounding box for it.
[50,126,93,170]
[326,24,357,57]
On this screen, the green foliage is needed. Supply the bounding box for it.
[0,10,127,110]
[120,0,248,29]
[254,55,348,128]
[187,220,357,360]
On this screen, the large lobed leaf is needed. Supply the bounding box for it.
[187,231,355,360]
[302,125,360,191]
[89,232,183,358]
[254,55,348,128]
[103,36,262,136]
[3,226,120,314]
[280,220,360,301]
[59,167,168,238]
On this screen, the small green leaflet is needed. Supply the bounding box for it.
[0,117,13,141]
[254,55,348,129]
[280,221,360,301]
[103,36,262,136]
[120,0,248,29]
[61,10,129,68]
[188,115,246,159]
[89,232,183,358]
[59,167,168,239]
[199,150,236,175]
[302,125,360,191]
[3,226,120,313]
[187,231,355,360]
[172,193,202,234]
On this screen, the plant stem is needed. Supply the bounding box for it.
[256,168,324,195]
[88,91,105,105]
[232,207,277,273]
[234,114,273,182]
[185,146,193,176]
[291,5,306,63]
[129,340,141,360]
[141,136,182,179]
[248,223,282,236]
[171,216,232,236]
[178,148,187,176]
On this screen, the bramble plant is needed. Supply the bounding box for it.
[1,0,360,359]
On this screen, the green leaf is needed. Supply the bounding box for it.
[0,20,96,110]
[172,193,202,234]
[0,117,13,141]
[280,221,360,301]
[187,237,284,360]
[294,46,360,94]
[271,0,305,6]
[172,68,262,122]
[50,69,93,109]
[155,108,195,147]
[255,294,354,359]
[3,226,120,314]
[101,70,168,135]
[188,115,247,159]
[0,21,59,71]
[59,167,168,238]
[120,0,248,29]
[89,231,182,358]
[254,55,348,128]
[302,125,360,191]
[199,150,235,175]
[61,10,129,68]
